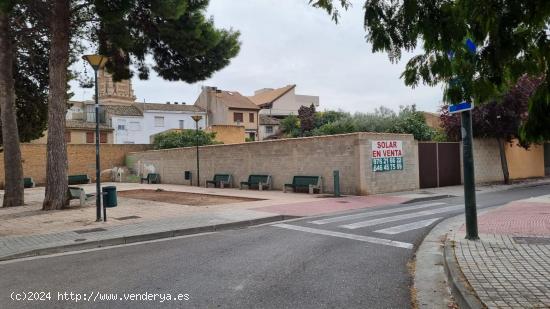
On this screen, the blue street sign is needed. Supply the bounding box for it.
[449,101,474,114]
[465,38,477,54]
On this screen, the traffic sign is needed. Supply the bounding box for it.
[448,101,474,114]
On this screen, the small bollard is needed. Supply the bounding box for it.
[333,170,341,197]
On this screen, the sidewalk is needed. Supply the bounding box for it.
[449,194,550,308]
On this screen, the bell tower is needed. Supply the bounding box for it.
[97,69,136,105]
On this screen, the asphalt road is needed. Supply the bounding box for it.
[1,184,548,309]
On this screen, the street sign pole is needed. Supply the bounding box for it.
[461,110,479,240]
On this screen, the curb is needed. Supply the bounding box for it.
[443,239,486,309]
[0,215,298,262]
[402,194,455,204]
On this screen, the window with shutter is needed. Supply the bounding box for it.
[249,113,254,123]
[65,132,71,143]
[233,112,243,123]
[86,132,94,143]
[100,132,107,143]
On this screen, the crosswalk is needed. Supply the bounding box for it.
[273,201,463,250]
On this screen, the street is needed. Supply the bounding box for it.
[1,184,549,309]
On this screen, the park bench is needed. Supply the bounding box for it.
[23,177,35,188]
[68,174,91,185]
[284,176,322,194]
[206,174,232,188]
[68,186,94,207]
[240,174,271,191]
[141,173,160,184]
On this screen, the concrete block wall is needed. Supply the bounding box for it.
[127,132,420,195]
[0,144,152,187]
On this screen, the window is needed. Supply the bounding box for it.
[65,132,71,143]
[154,116,164,127]
[100,132,107,143]
[233,112,243,123]
[249,113,254,123]
[265,126,273,134]
[128,122,141,131]
[86,132,94,143]
[179,120,184,129]
[117,119,126,131]
[86,105,95,122]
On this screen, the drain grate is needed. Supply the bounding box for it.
[513,237,550,245]
[74,228,107,234]
[114,215,141,221]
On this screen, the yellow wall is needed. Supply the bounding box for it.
[207,125,245,144]
[31,129,114,144]
[505,140,545,179]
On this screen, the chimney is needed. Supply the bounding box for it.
[166,101,170,104]
[174,102,178,104]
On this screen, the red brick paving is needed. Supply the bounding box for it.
[252,195,409,216]
[475,201,550,236]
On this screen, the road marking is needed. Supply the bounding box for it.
[309,202,446,225]
[341,205,462,229]
[272,223,413,249]
[374,217,442,235]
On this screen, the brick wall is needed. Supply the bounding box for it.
[0,144,152,187]
[126,132,420,195]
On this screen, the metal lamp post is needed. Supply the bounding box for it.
[82,54,108,222]
[191,115,203,187]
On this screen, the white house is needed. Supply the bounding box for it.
[248,84,320,118]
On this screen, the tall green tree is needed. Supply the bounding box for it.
[0,1,24,206]
[311,0,549,141]
[41,0,240,209]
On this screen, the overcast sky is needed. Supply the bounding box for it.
[71,0,445,113]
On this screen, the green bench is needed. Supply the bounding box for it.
[68,186,94,206]
[284,176,322,194]
[240,174,271,191]
[206,174,232,188]
[68,174,91,185]
[141,173,160,184]
[23,177,35,188]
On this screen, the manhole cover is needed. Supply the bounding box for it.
[114,215,142,221]
[513,237,550,245]
[74,228,107,234]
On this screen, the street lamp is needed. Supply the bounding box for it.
[82,54,108,222]
[191,115,203,187]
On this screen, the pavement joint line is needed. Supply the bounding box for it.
[272,223,413,249]
[374,217,442,235]
[309,202,447,225]
[341,205,463,229]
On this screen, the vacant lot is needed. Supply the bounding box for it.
[118,189,262,206]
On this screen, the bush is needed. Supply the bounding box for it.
[152,130,221,149]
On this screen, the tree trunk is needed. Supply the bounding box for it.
[497,137,510,185]
[43,0,70,210]
[0,11,25,207]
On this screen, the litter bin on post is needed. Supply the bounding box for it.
[102,186,117,208]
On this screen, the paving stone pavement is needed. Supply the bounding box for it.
[451,196,550,309]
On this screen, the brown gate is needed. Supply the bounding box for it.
[419,142,461,188]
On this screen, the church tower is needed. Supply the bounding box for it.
[97,69,137,105]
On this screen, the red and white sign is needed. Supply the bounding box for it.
[372,140,403,158]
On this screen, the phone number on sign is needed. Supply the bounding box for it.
[10,291,190,303]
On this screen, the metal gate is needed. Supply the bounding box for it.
[418,142,461,188]
[544,143,550,176]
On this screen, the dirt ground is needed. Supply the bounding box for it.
[118,189,262,206]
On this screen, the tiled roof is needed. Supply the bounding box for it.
[215,91,260,110]
[248,85,296,107]
[103,105,143,117]
[138,103,205,112]
[260,115,280,125]
[66,120,113,130]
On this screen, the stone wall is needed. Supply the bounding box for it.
[0,144,152,187]
[126,132,419,195]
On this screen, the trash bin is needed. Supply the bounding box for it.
[102,186,117,208]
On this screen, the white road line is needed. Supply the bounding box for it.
[272,223,413,249]
[374,217,442,235]
[309,202,446,225]
[341,205,463,229]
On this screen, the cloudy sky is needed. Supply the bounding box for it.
[71,0,445,113]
